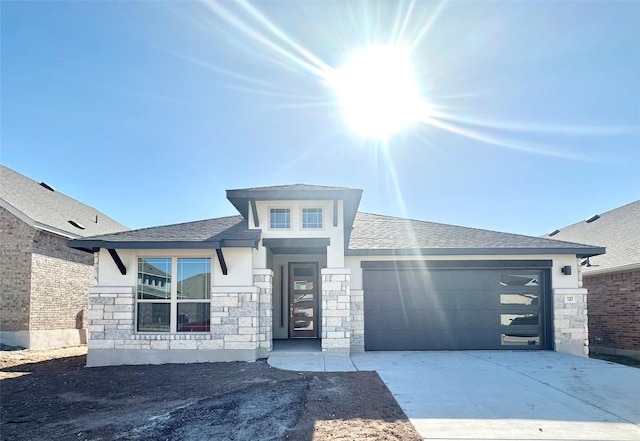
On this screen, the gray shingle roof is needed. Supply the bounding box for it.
[231,184,360,192]
[1,165,128,238]
[544,200,639,274]
[348,212,604,257]
[68,216,260,250]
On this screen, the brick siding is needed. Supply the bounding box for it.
[1,206,94,334]
[0,207,34,331]
[584,270,640,352]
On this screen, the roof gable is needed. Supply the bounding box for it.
[1,165,128,238]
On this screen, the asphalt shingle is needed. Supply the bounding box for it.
[1,165,127,238]
[544,200,639,273]
[349,212,601,253]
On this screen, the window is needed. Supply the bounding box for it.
[302,208,323,229]
[270,208,290,228]
[137,257,211,333]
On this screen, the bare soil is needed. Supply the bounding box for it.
[0,347,421,441]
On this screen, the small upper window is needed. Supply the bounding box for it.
[270,208,290,229]
[302,208,323,229]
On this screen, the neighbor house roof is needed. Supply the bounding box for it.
[68,216,260,251]
[347,212,604,258]
[544,200,639,274]
[1,165,128,239]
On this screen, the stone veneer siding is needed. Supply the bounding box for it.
[86,270,273,365]
[553,288,589,356]
[584,269,640,359]
[321,268,351,352]
[350,289,364,352]
[254,270,274,357]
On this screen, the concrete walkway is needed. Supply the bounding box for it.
[267,350,357,372]
[269,350,640,440]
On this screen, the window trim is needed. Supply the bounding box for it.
[136,256,212,334]
[269,207,292,230]
[301,207,324,230]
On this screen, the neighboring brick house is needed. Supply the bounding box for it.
[546,200,640,360]
[0,165,127,349]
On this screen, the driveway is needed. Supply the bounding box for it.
[351,351,640,441]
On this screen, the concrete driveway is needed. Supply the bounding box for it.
[351,351,640,441]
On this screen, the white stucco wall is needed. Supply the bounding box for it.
[250,199,345,268]
[97,247,254,288]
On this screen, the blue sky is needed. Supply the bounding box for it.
[2,1,638,236]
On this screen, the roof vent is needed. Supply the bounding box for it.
[39,182,55,192]
[585,214,600,223]
[68,220,86,230]
[548,229,560,237]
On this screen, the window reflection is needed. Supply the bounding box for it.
[499,274,539,287]
[501,334,540,346]
[500,293,538,306]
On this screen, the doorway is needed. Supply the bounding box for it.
[288,262,319,338]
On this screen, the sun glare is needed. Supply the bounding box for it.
[329,46,424,140]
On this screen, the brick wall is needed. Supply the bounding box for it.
[30,230,94,330]
[584,270,640,353]
[0,207,34,331]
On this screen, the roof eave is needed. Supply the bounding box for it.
[68,237,260,252]
[346,246,606,258]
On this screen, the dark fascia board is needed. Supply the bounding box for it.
[346,247,606,259]
[68,238,259,251]
[361,260,553,270]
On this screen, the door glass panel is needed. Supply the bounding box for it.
[293,280,313,291]
[293,307,314,330]
[499,274,539,287]
[293,267,313,277]
[293,293,314,303]
[501,313,539,326]
[501,334,540,346]
[500,293,539,306]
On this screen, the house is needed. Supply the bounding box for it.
[67,184,604,367]
[545,200,640,360]
[0,165,128,349]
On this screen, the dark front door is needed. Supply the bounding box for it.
[289,263,318,338]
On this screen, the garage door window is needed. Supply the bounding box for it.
[499,272,542,348]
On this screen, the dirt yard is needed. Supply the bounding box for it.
[0,347,421,441]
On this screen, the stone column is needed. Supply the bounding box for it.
[350,289,365,352]
[553,288,589,356]
[254,269,273,357]
[321,268,351,353]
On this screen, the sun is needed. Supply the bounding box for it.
[328,46,424,140]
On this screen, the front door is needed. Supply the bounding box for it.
[289,263,318,338]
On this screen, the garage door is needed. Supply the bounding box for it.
[363,261,552,351]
